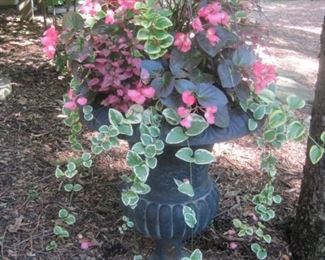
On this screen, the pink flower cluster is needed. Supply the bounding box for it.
[198,2,230,26]
[118,0,137,10]
[41,25,59,59]
[64,89,88,111]
[80,33,154,112]
[193,1,230,46]
[177,90,218,128]
[252,61,276,93]
[174,33,192,53]
[174,1,230,52]
[79,0,101,16]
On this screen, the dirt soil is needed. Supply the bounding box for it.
[0,2,323,260]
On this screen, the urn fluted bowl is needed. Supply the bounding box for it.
[83,106,252,259]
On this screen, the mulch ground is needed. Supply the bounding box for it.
[0,4,320,260]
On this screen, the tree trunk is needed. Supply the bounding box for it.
[291,16,325,260]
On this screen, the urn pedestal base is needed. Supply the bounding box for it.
[125,145,219,260]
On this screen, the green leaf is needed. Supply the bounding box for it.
[64,184,73,192]
[73,184,82,192]
[154,16,173,30]
[82,152,91,161]
[232,218,242,228]
[131,182,151,195]
[144,40,161,55]
[166,127,188,144]
[107,125,119,137]
[255,228,264,237]
[194,149,214,165]
[109,109,124,126]
[137,28,150,40]
[53,225,69,238]
[183,205,197,228]
[155,140,165,151]
[46,240,58,251]
[256,248,267,260]
[59,209,69,219]
[63,12,84,30]
[245,227,254,236]
[84,113,94,121]
[160,35,174,49]
[133,165,150,182]
[67,162,76,171]
[287,95,305,110]
[287,121,305,140]
[121,191,139,207]
[92,145,104,155]
[251,243,261,254]
[132,142,145,154]
[144,144,157,158]
[99,125,110,133]
[65,169,78,178]
[55,167,65,178]
[149,126,160,137]
[162,108,180,125]
[127,151,143,167]
[309,145,324,165]
[185,118,209,137]
[248,118,258,131]
[175,147,194,163]
[263,129,276,142]
[145,157,157,169]
[320,131,325,144]
[258,89,276,103]
[190,249,203,260]
[141,133,154,145]
[273,195,282,204]
[174,179,194,197]
[263,234,272,244]
[64,214,76,225]
[254,105,266,120]
[83,105,93,115]
[117,124,133,136]
[269,110,287,129]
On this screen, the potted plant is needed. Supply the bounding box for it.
[42,0,281,259]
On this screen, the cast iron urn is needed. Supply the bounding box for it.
[85,107,252,259]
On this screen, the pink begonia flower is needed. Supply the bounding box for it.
[118,0,137,10]
[64,88,88,111]
[192,17,204,33]
[229,242,238,250]
[207,11,230,26]
[77,97,88,106]
[182,91,196,106]
[206,27,220,46]
[79,0,101,16]
[177,107,190,118]
[252,61,276,93]
[180,114,193,129]
[141,87,155,98]
[41,25,59,59]
[80,240,95,250]
[127,89,146,105]
[174,33,192,53]
[64,101,78,111]
[226,229,236,236]
[198,2,221,18]
[105,9,115,25]
[204,106,218,124]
